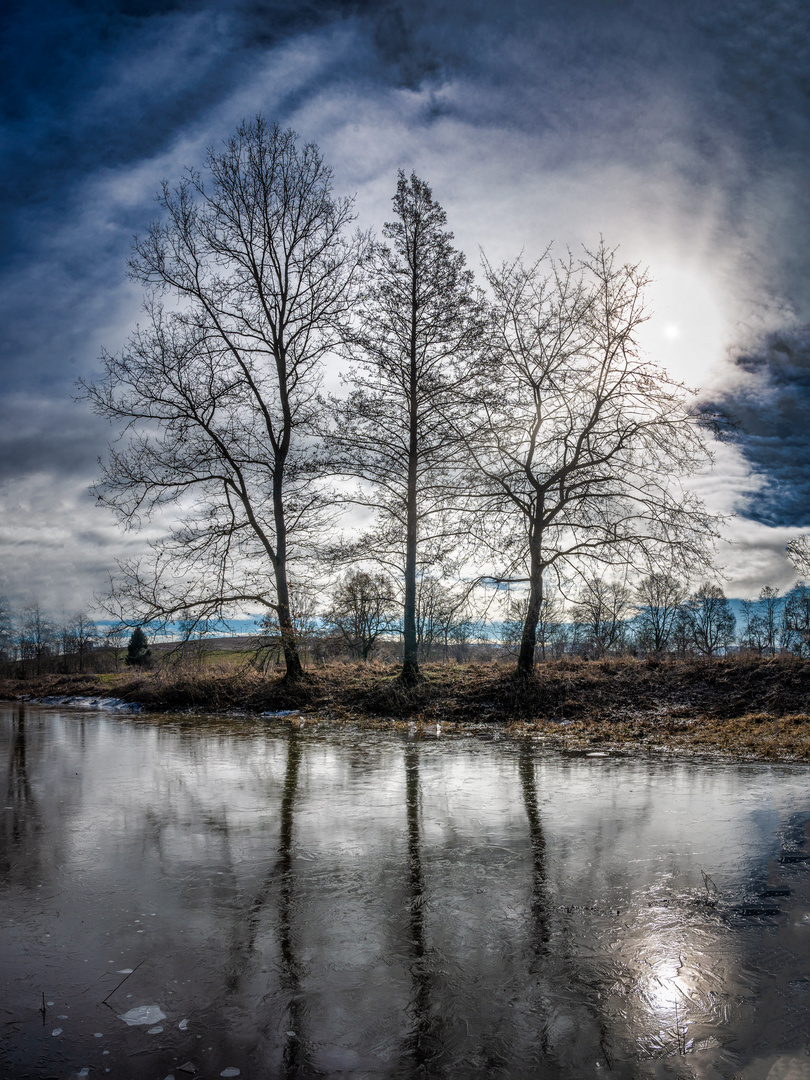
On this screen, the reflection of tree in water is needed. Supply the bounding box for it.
[223,726,306,1076]
[517,739,554,1067]
[277,727,304,1076]
[403,743,445,1076]
[518,741,617,1072]
[518,739,549,957]
[1,705,41,881]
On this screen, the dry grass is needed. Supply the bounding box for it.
[4,655,810,760]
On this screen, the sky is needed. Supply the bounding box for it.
[1,0,809,615]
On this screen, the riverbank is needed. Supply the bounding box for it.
[3,655,810,759]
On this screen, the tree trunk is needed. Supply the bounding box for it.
[272,449,303,680]
[402,450,419,684]
[517,546,543,677]
[401,257,420,687]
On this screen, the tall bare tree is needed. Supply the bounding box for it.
[783,582,810,656]
[683,583,736,656]
[633,571,687,654]
[570,575,632,658]
[464,243,719,676]
[84,118,363,679]
[327,173,485,684]
[0,596,14,665]
[324,570,398,660]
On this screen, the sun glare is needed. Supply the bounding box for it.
[640,264,728,389]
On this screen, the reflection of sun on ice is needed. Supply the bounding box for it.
[645,956,689,1016]
[638,954,696,1056]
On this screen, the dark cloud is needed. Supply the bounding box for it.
[2,0,810,605]
[709,326,810,528]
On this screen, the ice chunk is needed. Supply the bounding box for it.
[51,1028,62,1036]
[94,1032,104,1038]
[221,1070,241,1078]
[118,1005,166,1026]
[148,1025,164,1034]
[178,1018,189,1030]
[177,1064,197,1075]
[116,968,133,974]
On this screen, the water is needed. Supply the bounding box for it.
[3,704,810,1079]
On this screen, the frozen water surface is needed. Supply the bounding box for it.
[2,702,810,1078]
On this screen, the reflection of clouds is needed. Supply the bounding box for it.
[6,715,810,1075]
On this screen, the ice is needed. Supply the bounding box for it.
[147,1025,164,1034]
[221,1070,241,1077]
[94,1033,103,1038]
[51,1028,62,1036]
[178,1018,189,1030]
[118,1005,166,1026]
[115,968,133,974]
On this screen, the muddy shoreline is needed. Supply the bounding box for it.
[3,655,810,761]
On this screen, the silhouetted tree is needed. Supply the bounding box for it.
[0,596,14,665]
[327,173,485,684]
[19,602,56,677]
[83,117,364,680]
[758,585,782,655]
[787,537,810,578]
[463,243,719,676]
[500,590,564,662]
[783,582,810,656]
[570,576,632,657]
[682,583,736,656]
[324,570,398,660]
[633,572,687,654]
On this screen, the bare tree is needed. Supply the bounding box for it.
[326,173,485,684]
[683,583,736,656]
[739,598,766,654]
[324,570,398,660]
[783,583,810,656]
[0,596,14,665]
[633,571,687,654]
[570,576,632,658]
[103,623,129,672]
[464,243,719,676]
[500,589,563,662]
[83,118,363,680]
[19,602,56,678]
[787,537,810,578]
[758,586,782,655]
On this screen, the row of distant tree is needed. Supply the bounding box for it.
[2,570,809,678]
[0,600,151,678]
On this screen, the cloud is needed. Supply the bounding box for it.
[707,326,810,529]
[2,0,810,609]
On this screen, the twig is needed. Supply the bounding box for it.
[101,959,146,1005]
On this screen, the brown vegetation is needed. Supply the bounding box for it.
[4,654,810,760]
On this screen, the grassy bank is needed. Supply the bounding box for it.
[3,654,810,759]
